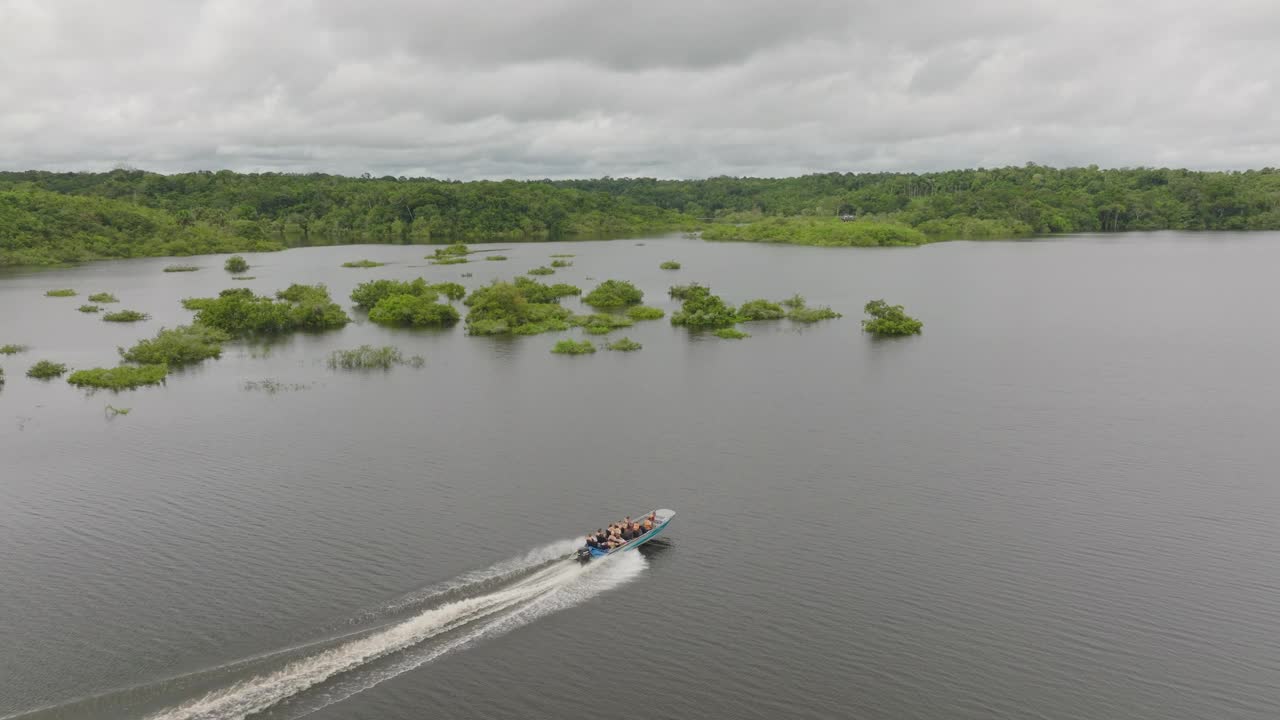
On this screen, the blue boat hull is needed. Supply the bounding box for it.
[584,509,674,559]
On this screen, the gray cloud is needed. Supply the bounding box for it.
[0,0,1277,178]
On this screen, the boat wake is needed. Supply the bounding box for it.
[8,540,644,720]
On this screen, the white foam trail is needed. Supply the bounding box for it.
[145,548,642,720]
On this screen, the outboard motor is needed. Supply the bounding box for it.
[574,546,594,562]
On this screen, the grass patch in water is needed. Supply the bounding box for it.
[88,292,118,303]
[326,345,423,370]
[606,337,642,351]
[527,266,555,275]
[737,299,786,321]
[551,339,596,355]
[660,260,681,270]
[242,379,312,394]
[119,325,229,366]
[27,360,67,379]
[67,364,167,390]
[164,265,199,272]
[103,309,150,323]
[788,305,842,323]
[714,327,750,340]
[231,275,255,280]
[342,259,386,268]
[570,313,634,335]
[0,344,28,355]
[429,256,469,265]
[78,304,101,313]
[45,289,76,297]
[550,259,572,268]
[626,305,665,320]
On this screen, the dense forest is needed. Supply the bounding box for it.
[3,165,1279,265]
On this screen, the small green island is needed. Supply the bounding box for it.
[862,300,922,336]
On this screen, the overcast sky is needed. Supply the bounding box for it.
[1,0,1277,179]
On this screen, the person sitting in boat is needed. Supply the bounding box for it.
[647,511,658,525]
[642,517,653,532]
[586,534,599,549]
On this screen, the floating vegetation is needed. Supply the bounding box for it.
[27,360,67,379]
[224,255,250,273]
[671,285,737,328]
[67,364,167,390]
[186,284,349,336]
[232,275,256,280]
[737,299,786,321]
[368,294,461,327]
[570,313,634,335]
[431,243,470,258]
[626,305,665,320]
[788,306,842,323]
[105,405,131,416]
[164,265,200,272]
[527,266,555,275]
[78,304,101,313]
[0,344,29,355]
[88,292,118,303]
[660,260,682,270]
[583,279,644,308]
[342,259,385,268]
[326,345,423,370]
[550,253,576,258]
[464,279,574,336]
[429,256,468,265]
[45,289,76,297]
[102,309,150,323]
[861,299,923,336]
[781,293,806,309]
[606,337,642,351]
[485,255,508,261]
[714,327,751,340]
[550,259,572,268]
[242,379,312,394]
[351,278,465,308]
[119,325,229,366]
[668,283,707,300]
[552,339,596,355]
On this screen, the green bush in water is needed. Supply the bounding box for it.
[78,304,101,313]
[671,285,737,328]
[571,313,634,335]
[485,255,508,261]
[606,337,642,351]
[861,299,922,335]
[187,284,349,336]
[224,255,250,273]
[789,305,843,323]
[103,309,150,322]
[342,259,385,268]
[552,339,596,354]
[119,325,230,366]
[583,279,644,308]
[45,289,76,297]
[429,256,468,265]
[67,364,167,390]
[512,276,580,301]
[660,260,681,270]
[431,243,470,258]
[737,299,786,321]
[550,259,572,268]
[368,294,461,326]
[27,359,68,379]
[164,264,199,272]
[327,345,405,370]
[429,282,467,301]
[781,293,806,309]
[626,305,665,320]
[464,280,574,336]
[88,292,118,303]
[714,327,750,339]
[527,266,555,275]
[668,283,707,300]
[0,344,28,355]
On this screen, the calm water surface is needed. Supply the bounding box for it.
[2,233,1279,719]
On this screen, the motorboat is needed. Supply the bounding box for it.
[575,508,675,561]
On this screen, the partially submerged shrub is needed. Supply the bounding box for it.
[67,364,167,390]
[119,325,229,366]
[737,299,786,321]
[668,283,707,300]
[164,265,199,272]
[0,344,28,355]
[714,327,750,339]
[430,282,467,301]
[626,305,665,320]
[224,256,250,273]
[27,360,68,379]
[429,256,468,265]
[570,313,634,335]
[351,278,467,308]
[789,306,843,323]
[606,337,642,351]
[671,285,737,328]
[550,253,575,258]
[550,259,572,268]
[527,266,555,275]
[342,259,385,268]
[327,345,403,370]
[103,309,150,322]
[187,284,349,336]
[781,293,806,309]
[431,243,470,258]
[552,339,596,355]
[464,279,574,335]
[78,304,101,313]
[513,276,580,301]
[45,289,76,297]
[861,299,923,336]
[88,292,118,303]
[368,294,461,326]
[583,279,644,307]
[232,276,255,280]
[660,260,681,270]
[485,255,508,261]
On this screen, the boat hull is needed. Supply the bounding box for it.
[584,509,675,559]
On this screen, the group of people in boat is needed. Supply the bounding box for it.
[585,512,658,551]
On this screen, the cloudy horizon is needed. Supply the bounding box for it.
[1,0,1277,180]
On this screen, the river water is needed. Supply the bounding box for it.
[2,232,1279,719]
